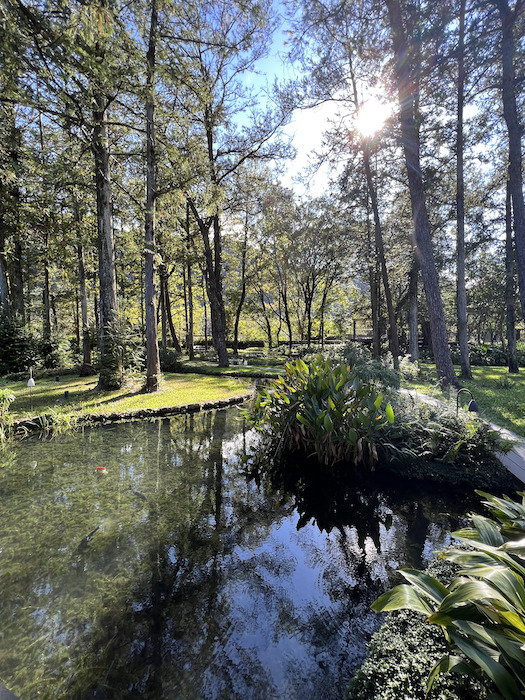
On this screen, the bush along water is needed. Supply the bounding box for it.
[245,351,514,492]
[371,491,525,699]
[375,396,516,491]
[347,555,492,700]
[244,354,394,474]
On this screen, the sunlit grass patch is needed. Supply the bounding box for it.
[403,364,525,437]
[1,372,251,421]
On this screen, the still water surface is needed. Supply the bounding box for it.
[0,408,476,699]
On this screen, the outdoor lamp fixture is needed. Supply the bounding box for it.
[456,388,479,415]
[27,368,35,411]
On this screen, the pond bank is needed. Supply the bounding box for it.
[11,391,254,435]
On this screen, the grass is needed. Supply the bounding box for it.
[403,364,525,438]
[179,358,284,376]
[1,372,253,423]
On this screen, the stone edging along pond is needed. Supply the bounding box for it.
[11,392,255,436]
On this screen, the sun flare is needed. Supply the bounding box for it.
[355,98,393,137]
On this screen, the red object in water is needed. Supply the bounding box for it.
[96,466,107,473]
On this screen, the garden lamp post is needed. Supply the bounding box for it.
[456,388,478,415]
[27,369,35,411]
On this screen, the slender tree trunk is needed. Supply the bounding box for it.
[385,0,458,388]
[203,278,208,351]
[259,288,273,349]
[11,235,24,322]
[506,177,519,372]
[92,93,121,389]
[8,104,24,323]
[38,106,51,343]
[233,214,249,357]
[363,143,400,369]
[42,229,51,341]
[144,0,161,391]
[185,202,194,359]
[0,231,9,315]
[188,201,229,366]
[77,242,94,376]
[494,0,525,319]
[348,51,399,369]
[366,198,380,359]
[164,277,182,352]
[456,0,472,379]
[408,258,419,361]
[159,263,167,349]
[319,280,333,348]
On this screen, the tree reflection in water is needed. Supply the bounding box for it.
[0,408,478,699]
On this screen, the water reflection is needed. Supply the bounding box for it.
[0,408,476,699]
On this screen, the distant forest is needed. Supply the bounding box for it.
[1,0,524,388]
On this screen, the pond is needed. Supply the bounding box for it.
[0,407,478,699]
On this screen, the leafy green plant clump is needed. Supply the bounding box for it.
[245,354,394,470]
[372,491,525,699]
[376,397,515,490]
[347,556,491,700]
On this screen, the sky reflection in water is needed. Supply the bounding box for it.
[0,408,476,699]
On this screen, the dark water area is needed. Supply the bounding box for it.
[0,408,478,699]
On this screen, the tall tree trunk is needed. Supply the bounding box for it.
[363,143,400,369]
[11,235,24,322]
[233,213,248,357]
[456,0,472,379]
[348,52,399,369]
[159,263,167,349]
[185,201,194,360]
[367,200,380,359]
[42,230,51,341]
[188,201,229,366]
[0,231,9,315]
[385,0,458,388]
[164,277,182,352]
[6,103,24,323]
[408,258,419,361]
[38,106,51,343]
[77,242,94,376]
[506,176,519,372]
[494,0,525,319]
[259,288,273,349]
[93,93,121,389]
[144,0,161,391]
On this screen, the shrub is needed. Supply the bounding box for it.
[159,348,182,372]
[244,354,394,470]
[347,556,491,700]
[0,316,39,375]
[376,396,515,490]
[372,491,525,699]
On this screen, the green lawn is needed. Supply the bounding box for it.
[404,364,525,438]
[179,358,284,376]
[2,372,253,422]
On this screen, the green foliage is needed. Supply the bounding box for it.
[377,396,513,489]
[347,557,491,700]
[0,316,39,375]
[376,397,514,490]
[100,320,144,388]
[449,344,510,368]
[159,348,182,372]
[0,388,15,418]
[372,492,525,699]
[302,342,400,389]
[245,354,393,469]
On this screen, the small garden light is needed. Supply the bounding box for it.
[27,369,35,411]
[456,388,479,415]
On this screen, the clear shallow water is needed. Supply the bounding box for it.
[0,408,476,699]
